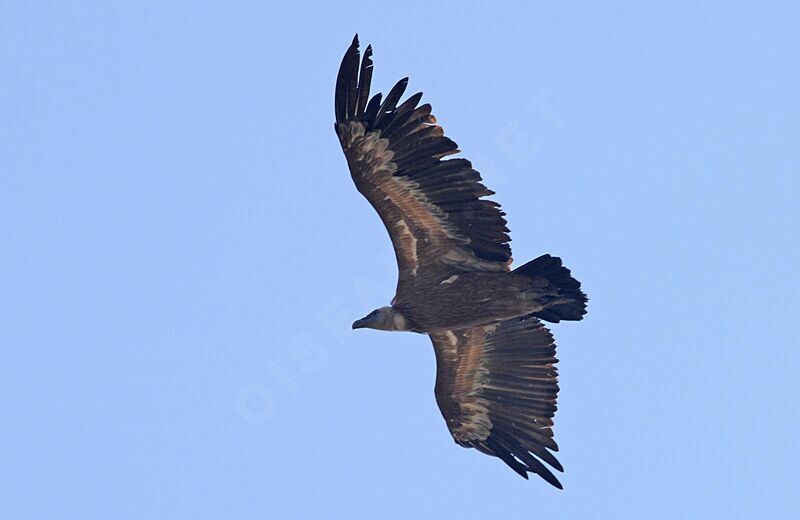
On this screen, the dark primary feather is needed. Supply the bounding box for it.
[355,44,373,118]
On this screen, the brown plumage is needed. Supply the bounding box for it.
[431,317,563,487]
[336,35,587,488]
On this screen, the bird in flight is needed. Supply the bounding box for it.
[335,35,587,488]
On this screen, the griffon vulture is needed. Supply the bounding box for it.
[335,36,587,488]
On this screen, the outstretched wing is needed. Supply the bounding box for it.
[430,315,564,488]
[335,36,512,286]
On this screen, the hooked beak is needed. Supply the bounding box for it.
[352,318,368,330]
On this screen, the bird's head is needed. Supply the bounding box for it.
[352,306,410,331]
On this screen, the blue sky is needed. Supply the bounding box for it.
[2,2,798,518]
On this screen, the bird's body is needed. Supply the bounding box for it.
[393,270,531,331]
[391,266,577,332]
[335,36,587,488]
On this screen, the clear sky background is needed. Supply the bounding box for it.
[2,2,799,519]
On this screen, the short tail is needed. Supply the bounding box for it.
[512,254,588,323]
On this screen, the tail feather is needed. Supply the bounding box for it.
[513,254,587,323]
